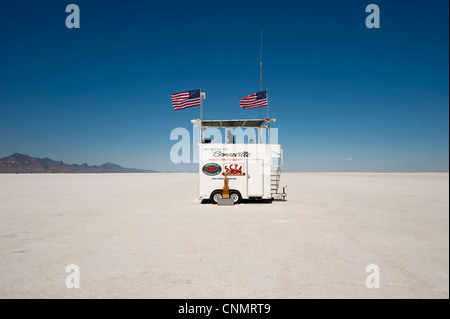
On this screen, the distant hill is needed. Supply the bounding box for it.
[0,153,158,173]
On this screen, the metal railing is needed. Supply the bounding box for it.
[270,149,282,196]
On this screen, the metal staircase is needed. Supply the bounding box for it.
[270,150,282,197]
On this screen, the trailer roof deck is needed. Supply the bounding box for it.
[193,118,277,145]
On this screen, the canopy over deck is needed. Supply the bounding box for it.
[192,118,275,128]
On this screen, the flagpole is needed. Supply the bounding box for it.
[200,89,203,143]
[259,29,263,120]
[267,88,269,144]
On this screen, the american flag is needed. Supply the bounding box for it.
[171,89,201,110]
[239,90,268,109]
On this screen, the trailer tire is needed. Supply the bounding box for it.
[230,190,242,204]
[210,190,223,204]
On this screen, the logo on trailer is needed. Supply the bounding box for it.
[223,163,245,176]
[202,163,222,176]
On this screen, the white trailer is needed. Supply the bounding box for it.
[196,119,284,204]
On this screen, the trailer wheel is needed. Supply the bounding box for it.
[230,190,242,204]
[210,190,223,204]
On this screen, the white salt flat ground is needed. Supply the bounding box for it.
[0,173,448,298]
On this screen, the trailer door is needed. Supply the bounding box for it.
[247,159,263,197]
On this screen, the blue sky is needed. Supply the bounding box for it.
[0,0,448,172]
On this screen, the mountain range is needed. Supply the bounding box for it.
[0,153,157,173]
